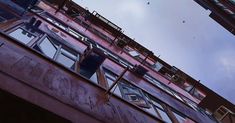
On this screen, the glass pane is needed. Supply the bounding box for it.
[39,37,57,58]
[157,109,172,123]
[9,28,35,44]
[57,53,75,68]
[152,62,163,71]
[173,112,186,123]
[105,71,117,81]
[144,105,158,117]
[172,92,184,102]
[61,48,77,60]
[90,72,98,84]
[129,50,140,57]
[111,84,122,97]
[151,100,164,110]
[120,82,149,108]
[107,77,115,87]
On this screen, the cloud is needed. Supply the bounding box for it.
[117,1,147,20]
[73,0,235,104]
[216,49,235,79]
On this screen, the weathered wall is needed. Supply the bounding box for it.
[0,33,160,123]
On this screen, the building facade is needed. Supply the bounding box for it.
[194,0,235,35]
[0,0,234,123]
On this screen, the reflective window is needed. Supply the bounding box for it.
[181,96,198,111]
[147,96,172,123]
[144,104,158,116]
[68,28,85,41]
[90,72,98,84]
[36,37,57,58]
[9,28,35,44]
[57,53,75,68]
[152,62,163,71]
[183,82,193,92]
[129,50,140,57]
[112,84,122,97]
[104,69,118,87]
[144,74,165,90]
[103,68,122,97]
[33,36,79,70]
[56,47,77,69]
[172,111,195,123]
[157,109,172,123]
[61,48,77,60]
[214,106,232,121]
[190,88,206,100]
[45,13,67,31]
[172,92,184,102]
[119,81,149,108]
[107,77,115,87]
[173,112,186,123]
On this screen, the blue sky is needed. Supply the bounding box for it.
[74,0,235,104]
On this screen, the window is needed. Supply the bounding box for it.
[89,72,99,84]
[45,13,68,31]
[182,82,193,92]
[173,112,186,123]
[145,95,172,123]
[189,88,206,101]
[118,81,149,108]
[33,36,80,70]
[9,28,35,44]
[68,28,86,41]
[172,110,195,123]
[103,68,122,97]
[103,69,149,103]
[152,62,163,71]
[119,60,130,67]
[104,69,117,87]
[144,74,168,91]
[214,106,232,121]
[56,48,78,69]
[56,52,75,68]
[129,50,140,57]
[171,91,184,102]
[34,37,57,58]
[181,96,198,111]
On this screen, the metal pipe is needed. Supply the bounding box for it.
[105,66,129,95]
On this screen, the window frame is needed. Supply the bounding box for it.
[102,68,151,108]
[33,34,81,71]
[7,25,40,46]
[54,45,80,71]
[169,108,196,123]
[33,35,58,59]
[144,94,173,123]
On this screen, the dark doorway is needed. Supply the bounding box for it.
[0,89,71,123]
